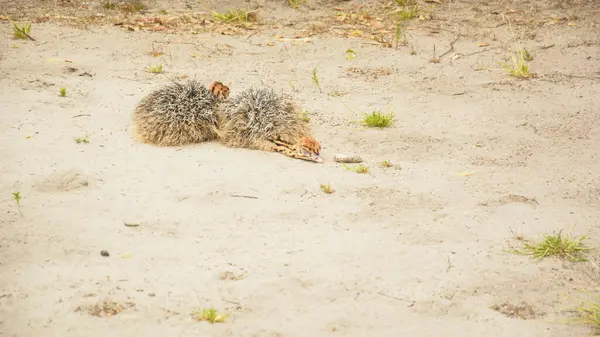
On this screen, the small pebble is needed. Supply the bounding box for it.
[100,250,110,257]
[334,154,363,163]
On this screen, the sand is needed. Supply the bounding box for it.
[1,0,599,336]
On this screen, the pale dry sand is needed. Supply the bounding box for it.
[1,0,600,336]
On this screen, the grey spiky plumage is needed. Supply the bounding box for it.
[218,86,310,151]
[132,80,221,146]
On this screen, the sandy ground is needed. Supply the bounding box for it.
[1,0,600,336]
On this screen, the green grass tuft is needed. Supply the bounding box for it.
[12,191,22,215]
[363,110,394,128]
[192,308,227,323]
[145,64,163,73]
[320,183,334,194]
[395,6,418,21]
[509,229,593,262]
[300,110,310,122]
[381,160,393,168]
[212,9,253,22]
[312,66,322,93]
[75,135,90,144]
[503,51,531,79]
[11,21,31,40]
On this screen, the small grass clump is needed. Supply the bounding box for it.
[503,51,531,79]
[59,87,67,97]
[12,192,22,215]
[574,296,600,333]
[381,160,393,168]
[211,9,253,23]
[343,163,369,174]
[192,308,227,323]
[102,0,116,9]
[342,101,394,128]
[288,0,304,9]
[145,64,163,73]
[394,20,407,50]
[300,110,310,122]
[395,6,419,21]
[519,48,533,61]
[509,229,593,262]
[11,21,32,40]
[363,110,394,128]
[320,183,334,194]
[345,49,356,60]
[75,135,90,144]
[502,21,533,79]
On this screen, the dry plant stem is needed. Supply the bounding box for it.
[438,33,461,60]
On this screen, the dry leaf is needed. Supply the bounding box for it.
[478,43,489,47]
[567,22,577,26]
[458,172,474,176]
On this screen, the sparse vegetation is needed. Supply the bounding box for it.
[394,21,406,50]
[509,229,593,262]
[211,9,254,23]
[394,6,419,21]
[342,101,395,128]
[381,160,393,168]
[502,20,533,79]
[300,110,310,122]
[312,66,322,93]
[12,192,22,215]
[192,308,227,323]
[573,295,600,333]
[503,51,531,79]
[102,0,116,9]
[343,163,369,174]
[75,135,90,144]
[10,20,32,40]
[519,48,533,61]
[288,0,303,9]
[395,0,416,5]
[59,87,67,97]
[320,183,334,194]
[363,110,394,128]
[146,64,164,73]
[345,49,356,60]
